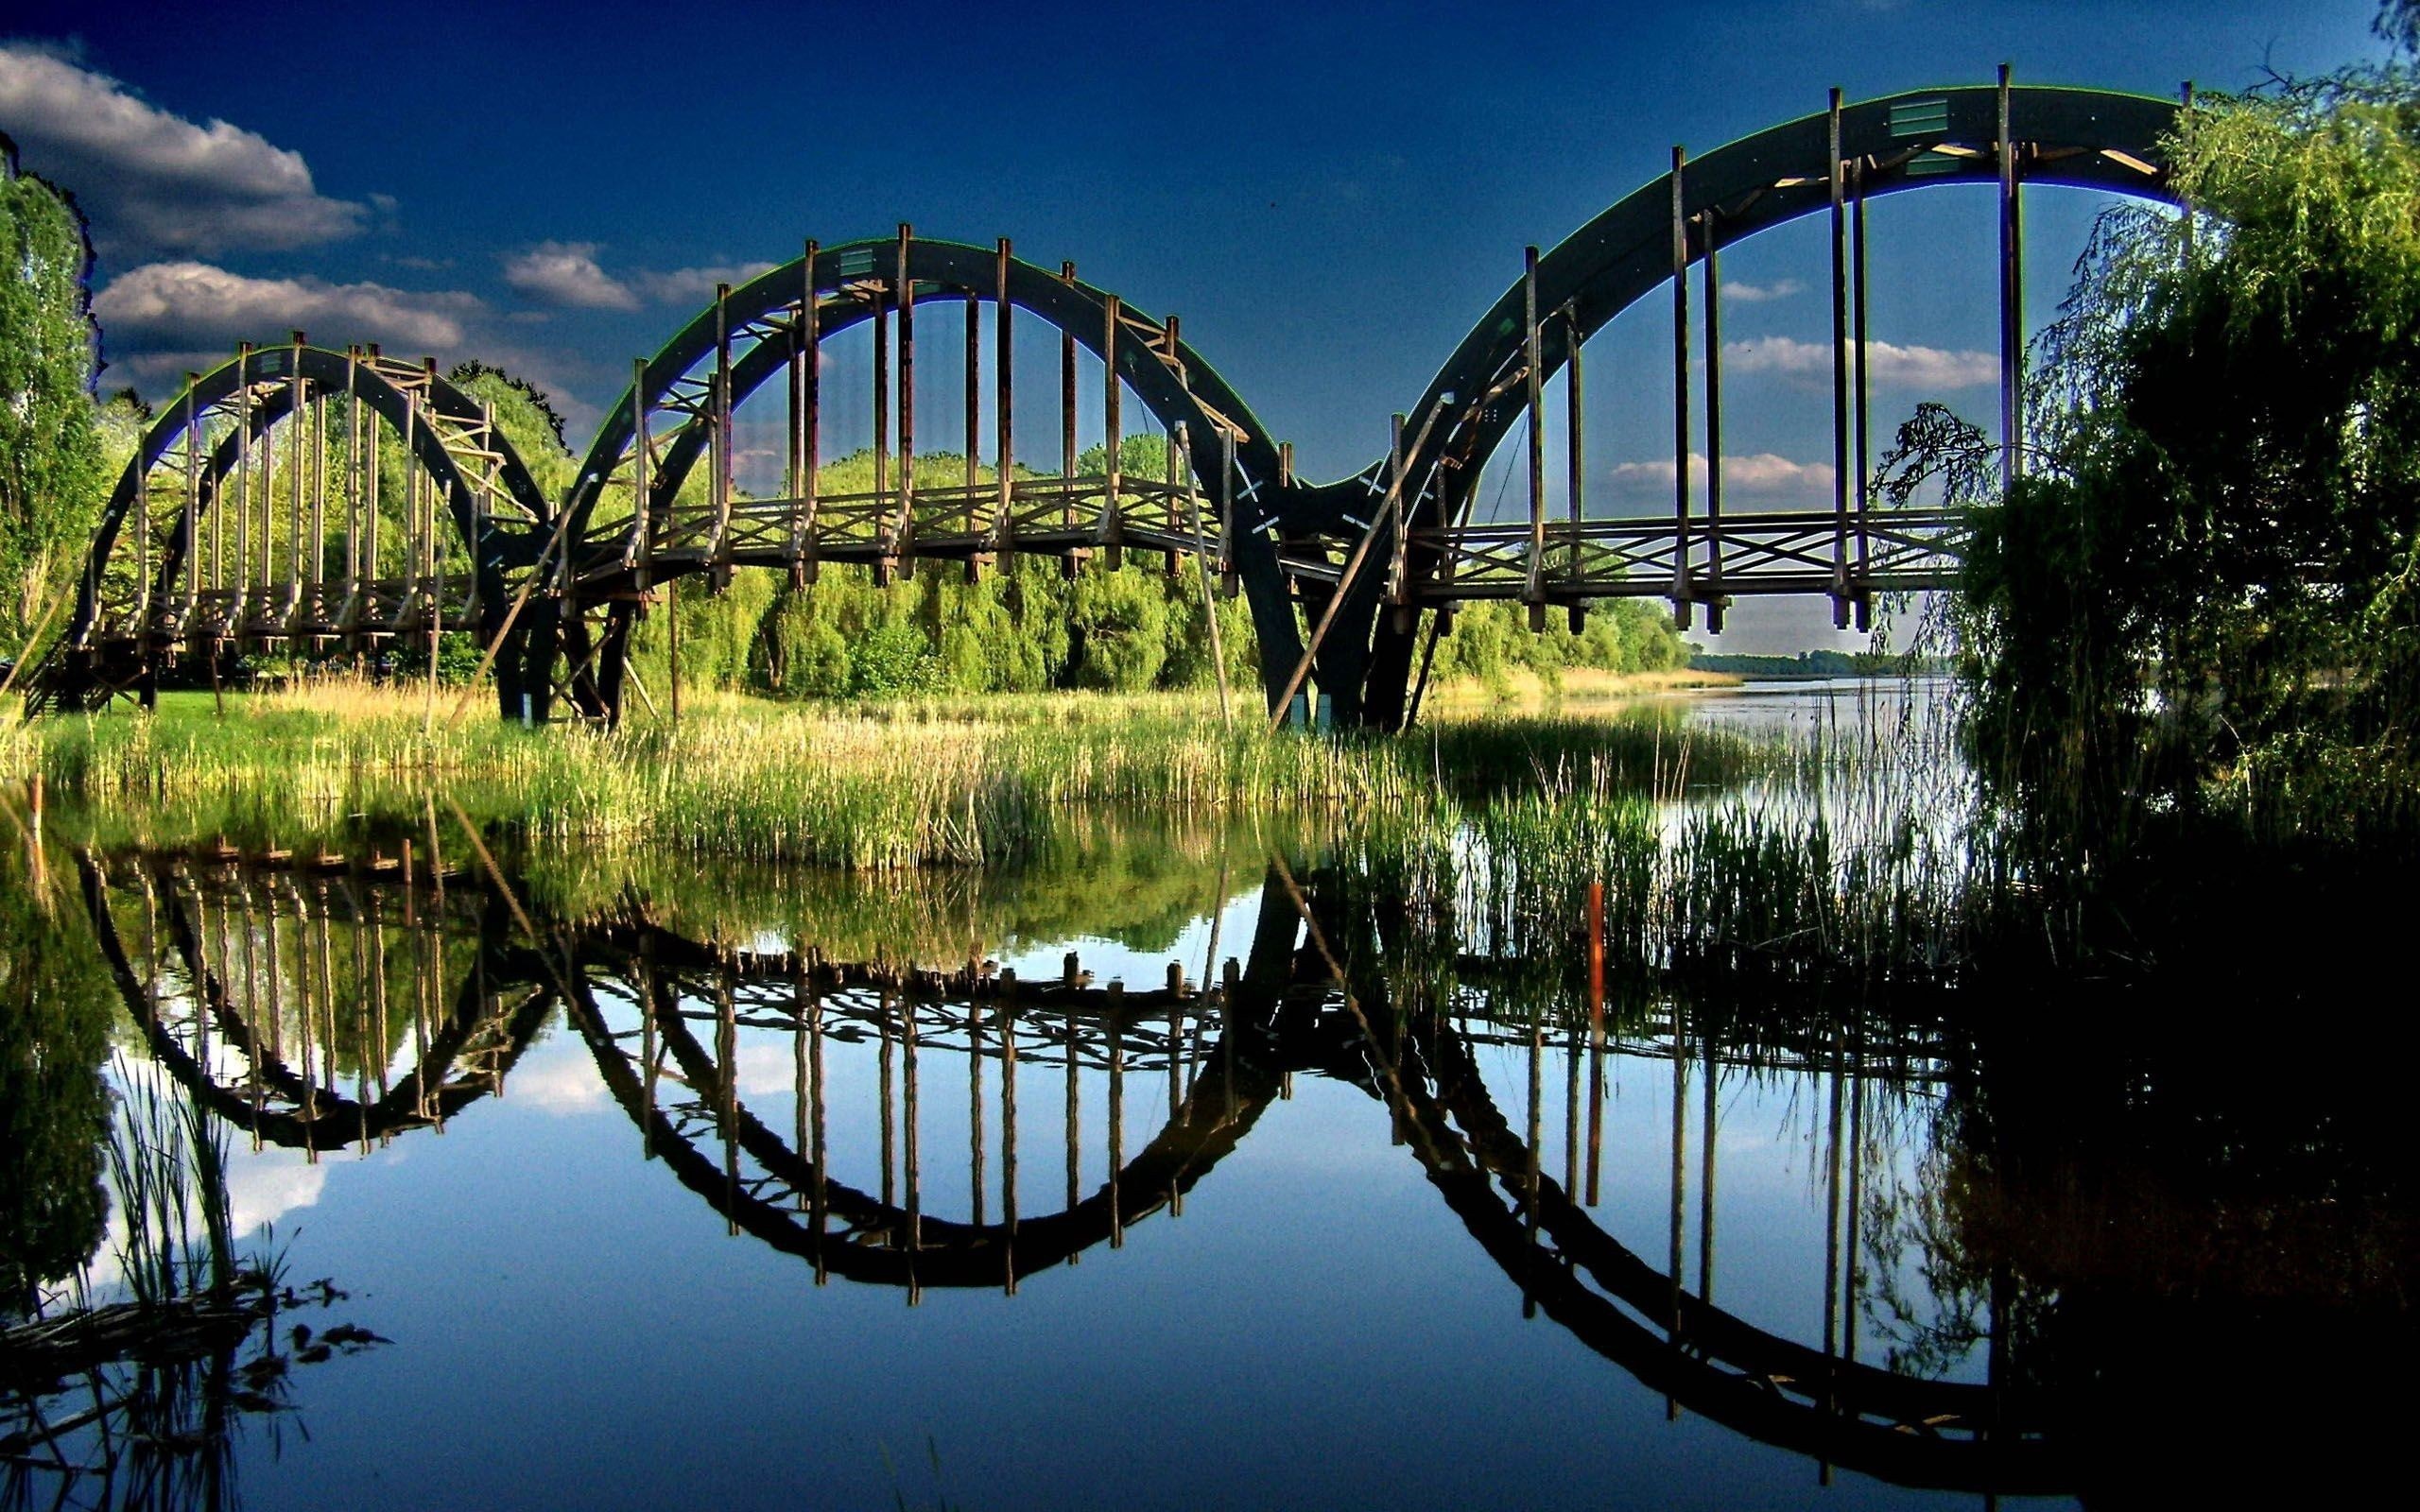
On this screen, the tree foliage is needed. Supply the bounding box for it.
[0,135,103,645]
[1955,52,2420,833]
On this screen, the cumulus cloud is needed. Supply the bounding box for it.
[0,42,374,259]
[502,241,779,310]
[1609,452,1837,497]
[1720,277,1803,303]
[502,240,639,310]
[1721,335,1996,388]
[95,261,482,379]
[630,262,781,304]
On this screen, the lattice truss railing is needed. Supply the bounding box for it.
[83,344,545,655]
[570,264,1235,594]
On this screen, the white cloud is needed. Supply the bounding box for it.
[1720,277,1803,303]
[1608,451,1836,497]
[1721,335,1997,389]
[0,43,373,259]
[500,1041,612,1114]
[631,262,781,305]
[502,240,639,311]
[502,241,779,311]
[95,261,482,361]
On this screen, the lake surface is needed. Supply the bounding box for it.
[3,685,2406,1509]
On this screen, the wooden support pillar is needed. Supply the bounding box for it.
[182,377,201,619]
[1101,294,1123,570]
[309,381,328,602]
[287,332,307,602]
[896,224,917,558]
[994,238,1015,566]
[1668,150,1692,628]
[342,351,360,609]
[800,242,821,582]
[1829,87,1853,628]
[873,260,891,565]
[1219,426,1237,597]
[1059,262,1078,537]
[1852,161,1873,632]
[1385,411,1409,627]
[233,343,252,607]
[1523,246,1546,630]
[1564,311,1585,626]
[363,348,381,599]
[1703,218,1725,634]
[1998,63,2024,496]
[964,286,983,582]
[631,358,654,587]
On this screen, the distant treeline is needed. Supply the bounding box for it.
[1686,649,1945,680]
[569,433,1690,701]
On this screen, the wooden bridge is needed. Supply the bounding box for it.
[26,75,2183,728]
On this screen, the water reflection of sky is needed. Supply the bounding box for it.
[157,887,1991,1511]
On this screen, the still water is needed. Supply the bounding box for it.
[3,688,2406,1509]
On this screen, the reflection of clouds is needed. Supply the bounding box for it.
[83,1145,328,1295]
[502,1039,611,1114]
[733,1041,803,1099]
[226,1151,329,1239]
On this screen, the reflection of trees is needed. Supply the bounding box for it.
[0,838,113,1314]
[518,809,1288,962]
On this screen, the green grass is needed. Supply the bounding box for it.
[5,680,1782,868]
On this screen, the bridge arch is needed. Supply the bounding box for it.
[1305,81,2185,728]
[44,342,552,714]
[529,232,1306,722]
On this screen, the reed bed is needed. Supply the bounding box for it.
[3,679,1784,868]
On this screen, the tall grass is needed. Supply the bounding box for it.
[98,1057,237,1309]
[5,679,1784,867]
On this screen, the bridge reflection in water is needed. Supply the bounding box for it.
[72,842,2081,1498]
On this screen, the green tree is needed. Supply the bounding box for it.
[0,134,104,647]
[1956,60,2420,830]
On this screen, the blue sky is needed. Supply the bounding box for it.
[0,0,2387,648]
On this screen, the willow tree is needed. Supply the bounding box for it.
[0,133,103,648]
[1957,55,2420,835]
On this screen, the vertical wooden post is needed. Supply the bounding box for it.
[423,358,441,733]
[363,348,381,598]
[895,224,917,555]
[1703,218,1725,633]
[1998,63,2024,494]
[309,381,328,601]
[1101,294,1123,569]
[1060,262,1079,535]
[873,261,890,556]
[1219,426,1237,596]
[1830,87,1853,628]
[1564,311,1585,616]
[1853,160,1873,632]
[802,242,821,580]
[994,238,1015,565]
[1669,150,1692,628]
[343,351,360,601]
[786,265,805,563]
[964,290,981,543]
[182,377,201,617]
[1523,245,1546,630]
[288,332,307,595]
[233,343,252,608]
[631,358,654,587]
[1699,1034,1718,1301]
